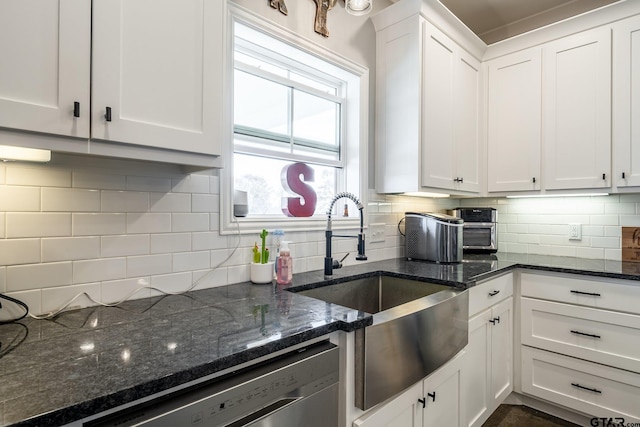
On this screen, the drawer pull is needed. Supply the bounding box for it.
[570,290,601,297]
[571,383,602,394]
[418,397,426,408]
[570,330,601,339]
[489,316,500,325]
[427,392,436,402]
[488,290,500,296]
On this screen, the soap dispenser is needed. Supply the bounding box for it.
[276,241,292,285]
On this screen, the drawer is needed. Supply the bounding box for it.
[521,272,640,315]
[521,297,640,373]
[469,273,513,317]
[522,346,640,421]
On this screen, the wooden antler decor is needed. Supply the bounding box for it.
[313,0,337,37]
[269,0,288,15]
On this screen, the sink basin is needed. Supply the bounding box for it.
[297,275,452,314]
[295,274,469,410]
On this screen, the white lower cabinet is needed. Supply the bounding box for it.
[353,351,465,427]
[520,272,640,422]
[462,274,513,427]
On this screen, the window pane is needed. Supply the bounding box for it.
[234,70,289,135]
[293,90,339,154]
[234,153,337,217]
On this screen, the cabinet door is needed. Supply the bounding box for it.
[423,352,463,427]
[487,48,541,192]
[353,382,422,427]
[490,297,513,404]
[462,310,491,427]
[0,0,90,138]
[543,27,611,190]
[614,15,640,188]
[91,0,223,156]
[375,15,421,194]
[421,22,456,191]
[454,50,481,193]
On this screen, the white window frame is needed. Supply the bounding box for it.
[220,5,369,235]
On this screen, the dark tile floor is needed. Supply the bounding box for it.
[482,405,580,427]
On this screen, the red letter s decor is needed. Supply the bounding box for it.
[281,162,317,217]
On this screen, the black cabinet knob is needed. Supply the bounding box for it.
[105,107,112,122]
[73,102,80,118]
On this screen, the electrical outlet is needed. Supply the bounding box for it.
[370,223,386,243]
[569,223,582,240]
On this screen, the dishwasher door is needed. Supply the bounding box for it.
[87,340,339,427]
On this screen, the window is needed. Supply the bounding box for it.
[221,9,368,234]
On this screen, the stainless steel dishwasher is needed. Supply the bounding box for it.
[86,340,339,427]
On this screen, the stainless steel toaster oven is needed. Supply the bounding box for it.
[451,208,497,253]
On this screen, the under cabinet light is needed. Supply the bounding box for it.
[403,192,450,198]
[0,145,51,162]
[506,193,609,199]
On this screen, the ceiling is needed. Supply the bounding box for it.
[438,0,620,44]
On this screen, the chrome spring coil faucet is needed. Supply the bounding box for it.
[324,192,367,277]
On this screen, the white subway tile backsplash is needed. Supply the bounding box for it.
[0,164,5,184]
[192,194,218,213]
[4,289,41,316]
[73,258,126,284]
[72,171,126,190]
[150,272,194,293]
[6,166,71,187]
[192,232,228,251]
[590,236,620,249]
[590,215,619,226]
[42,237,100,262]
[101,235,150,257]
[127,213,171,234]
[41,283,101,314]
[149,192,191,213]
[150,233,191,254]
[101,277,151,304]
[101,191,149,212]
[227,264,250,285]
[605,248,622,261]
[0,213,5,238]
[42,188,100,212]
[7,262,72,291]
[172,174,210,194]
[209,175,220,195]
[171,213,209,232]
[576,247,605,259]
[127,254,172,277]
[6,213,71,238]
[73,213,127,236]
[126,175,171,192]
[0,186,40,211]
[605,226,621,237]
[192,267,227,290]
[0,267,5,292]
[0,239,40,265]
[605,202,636,214]
[620,215,640,227]
[173,251,210,273]
[209,213,220,231]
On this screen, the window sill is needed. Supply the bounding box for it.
[220,215,363,235]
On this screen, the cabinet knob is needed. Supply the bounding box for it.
[427,392,436,402]
[418,397,426,409]
[602,173,606,180]
[105,107,112,122]
[489,316,500,325]
[73,102,80,118]
[622,172,626,179]
[532,177,536,184]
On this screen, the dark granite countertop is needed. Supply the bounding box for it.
[2,253,640,426]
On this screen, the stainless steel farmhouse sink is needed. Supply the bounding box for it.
[295,275,469,410]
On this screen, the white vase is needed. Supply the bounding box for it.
[250,262,274,284]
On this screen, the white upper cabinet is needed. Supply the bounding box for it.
[373,11,482,195]
[91,0,223,157]
[614,15,640,188]
[0,0,90,138]
[486,48,541,193]
[421,24,481,193]
[0,0,223,166]
[543,27,612,190]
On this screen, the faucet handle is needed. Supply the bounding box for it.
[332,253,350,270]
